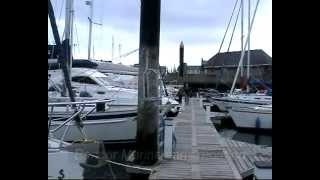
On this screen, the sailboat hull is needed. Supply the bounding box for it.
[50,112,137,143]
[209,94,271,112]
[48,138,87,179]
[48,150,87,179]
[229,107,272,130]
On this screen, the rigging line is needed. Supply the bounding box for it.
[74,23,80,54]
[227,1,242,52]
[58,0,65,40]
[53,0,58,16]
[217,0,240,53]
[230,0,261,94]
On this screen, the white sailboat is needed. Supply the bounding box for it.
[48,99,152,179]
[48,1,156,178]
[210,93,271,112]
[48,0,141,144]
[210,0,271,113]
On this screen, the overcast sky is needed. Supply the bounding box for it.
[48,0,272,69]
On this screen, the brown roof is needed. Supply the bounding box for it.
[206,49,272,67]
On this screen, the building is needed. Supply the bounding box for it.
[186,65,202,75]
[205,49,272,87]
[165,49,272,91]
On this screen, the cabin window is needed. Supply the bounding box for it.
[72,76,98,85]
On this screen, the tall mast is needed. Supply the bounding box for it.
[64,0,74,78]
[247,0,251,92]
[230,0,260,94]
[87,0,94,60]
[247,0,251,77]
[240,0,244,77]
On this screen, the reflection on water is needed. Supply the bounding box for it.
[232,131,272,147]
[211,114,272,147]
[216,127,272,147]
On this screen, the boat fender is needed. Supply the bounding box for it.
[255,117,261,129]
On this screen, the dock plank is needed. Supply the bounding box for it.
[150,98,242,179]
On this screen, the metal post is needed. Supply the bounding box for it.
[164,119,173,159]
[206,105,211,123]
[179,41,184,78]
[87,0,93,60]
[247,0,251,92]
[112,35,114,60]
[63,0,74,96]
[119,43,122,61]
[240,0,244,77]
[135,0,161,165]
[181,98,185,111]
[69,0,74,69]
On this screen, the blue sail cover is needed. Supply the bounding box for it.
[247,78,272,95]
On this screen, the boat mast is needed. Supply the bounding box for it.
[87,0,94,60]
[112,35,114,60]
[119,43,122,61]
[230,0,260,94]
[240,0,244,77]
[247,0,251,92]
[65,0,74,71]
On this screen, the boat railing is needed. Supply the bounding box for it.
[48,99,114,143]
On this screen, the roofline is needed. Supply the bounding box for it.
[204,64,272,69]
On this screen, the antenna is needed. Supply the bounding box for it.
[112,36,114,60]
[240,0,244,77]
[119,43,122,60]
[86,0,93,60]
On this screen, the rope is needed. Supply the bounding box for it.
[87,154,155,173]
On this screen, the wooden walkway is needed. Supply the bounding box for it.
[222,138,272,178]
[150,98,242,179]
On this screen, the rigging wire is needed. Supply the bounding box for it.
[227,1,242,52]
[59,0,65,40]
[74,23,80,55]
[217,0,240,53]
[230,0,261,94]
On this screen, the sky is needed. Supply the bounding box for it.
[48,0,272,70]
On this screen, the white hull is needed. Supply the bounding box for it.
[48,150,86,179]
[48,138,87,179]
[210,94,272,112]
[224,100,265,111]
[50,117,137,143]
[229,106,272,129]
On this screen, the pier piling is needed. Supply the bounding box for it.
[135,0,161,165]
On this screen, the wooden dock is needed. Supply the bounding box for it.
[222,138,272,178]
[150,98,242,179]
